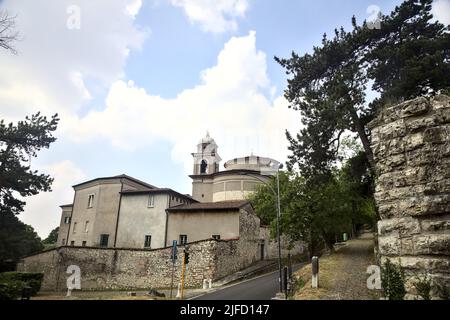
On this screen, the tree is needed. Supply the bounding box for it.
[0,9,19,54]
[42,227,59,245]
[0,113,59,216]
[276,0,450,180]
[366,0,450,104]
[250,151,376,256]
[0,211,43,271]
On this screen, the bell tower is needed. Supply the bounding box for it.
[192,132,221,175]
[190,132,221,202]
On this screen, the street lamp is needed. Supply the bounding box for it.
[240,161,284,293]
[273,162,283,294]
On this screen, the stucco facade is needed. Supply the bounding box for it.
[56,205,72,246]
[211,172,270,202]
[57,175,195,250]
[166,201,260,247]
[116,190,191,249]
[167,210,240,245]
[67,179,123,248]
[116,193,170,249]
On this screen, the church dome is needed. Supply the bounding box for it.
[224,155,280,171]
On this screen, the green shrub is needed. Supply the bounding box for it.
[413,275,432,300]
[381,259,406,300]
[0,272,44,296]
[0,280,24,300]
[294,276,306,290]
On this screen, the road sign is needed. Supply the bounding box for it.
[171,240,178,261]
[170,240,178,298]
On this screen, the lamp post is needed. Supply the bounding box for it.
[275,163,283,293]
[240,162,283,293]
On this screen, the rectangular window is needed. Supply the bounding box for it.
[84,221,89,233]
[212,235,221,240]
[82,241,87,247]
[144,235,152,248]
[88,194,95,208]
[147,195,154,208]
[73,222,77,233]
[70,241,75,246]
[100,234,109,247]
[64,216,71,224]
[179,234,188,245]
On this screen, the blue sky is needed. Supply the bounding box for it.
[1,0,449,237]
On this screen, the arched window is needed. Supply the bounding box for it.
[200,160,208,174]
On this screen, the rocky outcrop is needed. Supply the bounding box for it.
[369,95,450,299]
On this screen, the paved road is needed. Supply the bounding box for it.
[192,264,304,300]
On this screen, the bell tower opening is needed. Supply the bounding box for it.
[200,160,208,174]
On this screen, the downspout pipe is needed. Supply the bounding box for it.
[164,194,171,247]
[113,179,124,248]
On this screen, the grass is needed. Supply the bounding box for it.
[292,235,381,300]
[292,252,343,300]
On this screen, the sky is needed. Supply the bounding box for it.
[0,0,449,238]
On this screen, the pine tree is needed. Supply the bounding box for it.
[276,0,450,182]
[0,113,59,215]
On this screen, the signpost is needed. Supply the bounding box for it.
[180,252,186,299]
[179,246,190,299]
[170,240,177,298]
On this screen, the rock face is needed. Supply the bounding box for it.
[369,95,450,299]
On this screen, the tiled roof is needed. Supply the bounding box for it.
[167,200,250,212]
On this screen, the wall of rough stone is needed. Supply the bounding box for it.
[212,204,260,279]
[16,234,262,292]
[259,227,306,260]
[369,95,450,299]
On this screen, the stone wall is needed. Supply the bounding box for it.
[259,227,306,260]
[369,95,450,299]
[17,236,258,292]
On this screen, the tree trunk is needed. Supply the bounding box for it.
[348,106,381,221]
[348,107,376,176]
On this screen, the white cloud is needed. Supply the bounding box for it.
[170,0,248,33]
[126,0,143,18]
[0,0,147,123]
[432,0,450,25]
[0,0,146,237]
[20,161,86,238]
[68,31,300,178]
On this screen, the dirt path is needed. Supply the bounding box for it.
[294,232,381,300]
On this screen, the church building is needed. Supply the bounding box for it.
[56,133,280,250]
